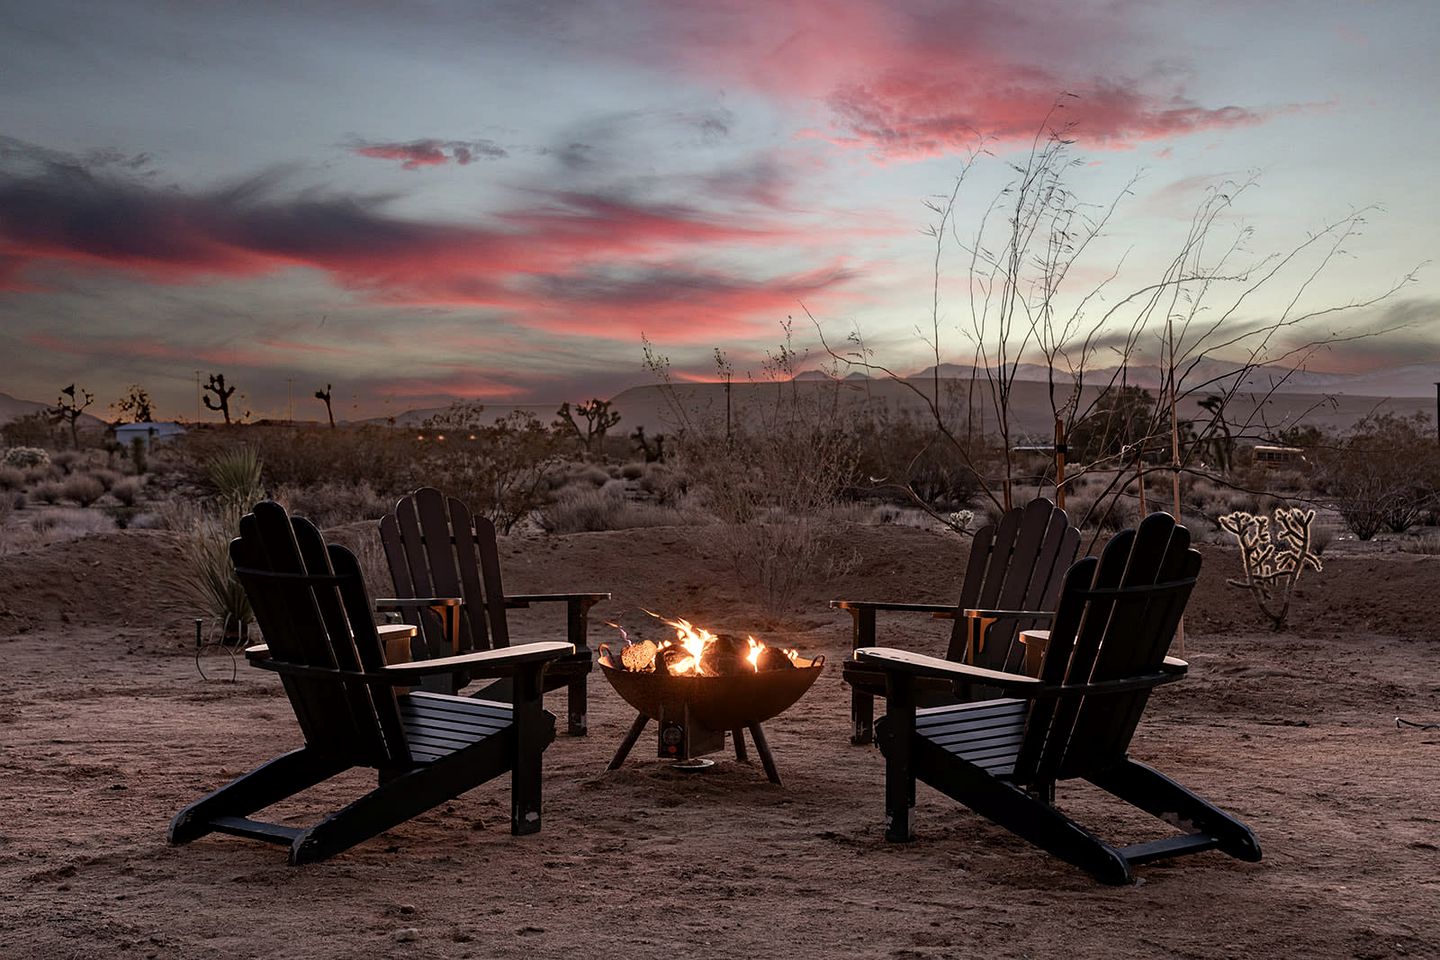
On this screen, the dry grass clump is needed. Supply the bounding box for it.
[62,474,105,507]
[0,506,117,556]
[539,484,695,534]
[0,466,25,491]
[90,468,123,491]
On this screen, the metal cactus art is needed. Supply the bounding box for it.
[1218,507,1323,630]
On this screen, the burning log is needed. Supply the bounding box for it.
[756,646,796,671]
[620,640,658,673]
[700,634,749,676]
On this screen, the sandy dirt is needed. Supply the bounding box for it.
[1,524,1437,959]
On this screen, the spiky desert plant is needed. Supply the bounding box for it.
[166,445,264,643]
[1218,507,1323,630]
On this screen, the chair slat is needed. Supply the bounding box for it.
[445,493,492,652]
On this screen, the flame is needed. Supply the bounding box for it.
[600,611,799,676]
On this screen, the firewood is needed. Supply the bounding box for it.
[620,640,658,672]
[757,647,796,671]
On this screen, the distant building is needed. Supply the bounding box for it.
[1251,444,1306,467]
[115,421,186,448]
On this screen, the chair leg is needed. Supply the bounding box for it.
[291,737,513,865]
[1087,758,1262,863]
[912,738,1132,885]
[852,689,875,745]
[168,747,347,845]
[510,666,548,836]
[566,676,588,736]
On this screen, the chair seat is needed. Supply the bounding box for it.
[398,692,513,763]
[915,698,1027,777]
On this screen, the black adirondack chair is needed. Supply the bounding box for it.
[856,512,1261,885]
[168,501,574,865]
[836,498,1079,743]
[376,487,608,736]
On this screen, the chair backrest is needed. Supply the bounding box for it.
[1011,512,1200,785]
[379,487,510,659]
[232,500,410,768]
[947,498,1080,671]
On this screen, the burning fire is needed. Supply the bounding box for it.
[603,610,799,676]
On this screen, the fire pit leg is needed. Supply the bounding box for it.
[608,714,649,771]
[732,729,749,762]
[746,722,781,785]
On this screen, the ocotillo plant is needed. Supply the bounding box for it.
[1218,507,1323,630]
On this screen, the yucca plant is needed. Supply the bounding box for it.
[167,445,265,644]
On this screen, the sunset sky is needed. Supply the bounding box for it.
[1,0,1436,421]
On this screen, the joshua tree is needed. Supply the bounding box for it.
[203,373,237,424]
[49,383,95,448]
[315,383,335,428]
[632,425,666,463]
[113,384,154,424]
[555,398,621,457]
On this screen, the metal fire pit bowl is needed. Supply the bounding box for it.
[599,653,824,784]
[599,655,824,730]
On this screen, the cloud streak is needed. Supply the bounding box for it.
[0,157,849,342]
[349,137,509,169]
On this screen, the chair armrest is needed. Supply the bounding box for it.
[374,597,462,610]
[383,640,575,677]
[245,643,270,661]
[832,600,956,616]
[503,592,610,607]
[1161,655,1188,675]
[855,646,1042,691]
[856,646,1184,698]
[962,608,1054,621]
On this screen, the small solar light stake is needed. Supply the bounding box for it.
[194,618,204,649]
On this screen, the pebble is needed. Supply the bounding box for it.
[392,928,420,943]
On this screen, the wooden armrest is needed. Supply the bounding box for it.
[1161,655,1188,675]
[374,597,462,610]
[382,641,576,676]
[855,646,1041,690]
[503,592,610,607]
[962,608,1054,621]
[245,643,270,661]
[831,600,957,616]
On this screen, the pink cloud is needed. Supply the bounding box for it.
[350,138,507,169]
[0,167,850,343]
[640,0,1293,160]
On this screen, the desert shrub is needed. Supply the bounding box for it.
[1309,523,1335,556]
[851,416,991,509]
[0,466,24,491]
[419,408,566,533]
[637,463,687,505]
[1318,413,1440,539]
[166,516,253,642]
[0,490,12,528]
[51,450,83,475]
[273,481,391,529]
[3,446,49,469]
[568,464,611,487]
[31,481,64,504]
[90,468,122,491]
[62,474,105,507]
[110,476,144,507]
[620,461,645,480]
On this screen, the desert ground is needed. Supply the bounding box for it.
[1,523,1437,959]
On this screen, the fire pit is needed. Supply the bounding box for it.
[599,614,824,784]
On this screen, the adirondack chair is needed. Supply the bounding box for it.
[376,487,608,736]
[836,498,1079,743]
[856,512,1261,885]
[168,501,574,865]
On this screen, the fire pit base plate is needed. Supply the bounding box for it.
[672,758,717,773]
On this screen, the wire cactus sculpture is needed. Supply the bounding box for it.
[1218,507,1323,630]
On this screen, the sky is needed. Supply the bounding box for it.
[1,0,1436,421]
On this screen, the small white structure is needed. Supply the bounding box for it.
[115,421,186,448]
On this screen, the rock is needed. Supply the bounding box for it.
[392,928,421,943]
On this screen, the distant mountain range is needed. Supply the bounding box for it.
[0,391,107,429]
[805,360,1440,398]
